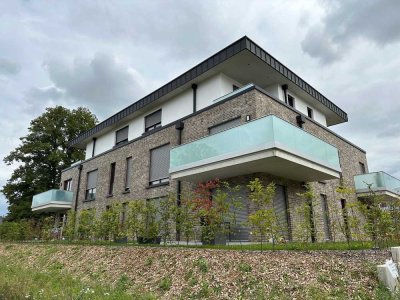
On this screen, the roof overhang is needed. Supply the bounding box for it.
[70,36,348,149]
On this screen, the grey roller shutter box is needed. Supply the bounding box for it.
[87,170,98,189]
[320,194,331,240]
[116,126,128,144]
[209,117,241,135]
[145,110,162,129]
[150,144,170,182]
[215,186,249,241]
[273,185,290,240]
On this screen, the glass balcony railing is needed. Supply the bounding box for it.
[31,189,73,210]
[170,115,340,174]
[354,172,400,196]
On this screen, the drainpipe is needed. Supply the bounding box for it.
[91,137,97,158]
[282,84,288,104]
[175,121,184,241]
[192,84,198,113]
[74,164,83,212]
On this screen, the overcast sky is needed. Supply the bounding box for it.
[1,0,400,216]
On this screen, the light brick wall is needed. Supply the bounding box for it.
[62,88,367,241]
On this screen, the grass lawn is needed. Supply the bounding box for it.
[15,239,392,251]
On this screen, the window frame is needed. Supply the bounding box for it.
[287,94,295,108]
[307,107,313,119]
[115,126,129,146]
[108,162,116,196]
[149,143,170,186]
[208,117,241,135]
[85,169,98,201]
[63,179,72,191]
[144,109,162,133]
[124,156,133,192]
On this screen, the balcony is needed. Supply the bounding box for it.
[31,189,73,212]
[170,115,341,182]
[354,172,400,200]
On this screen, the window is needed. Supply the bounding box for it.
[108,163,116,196]
[209,117,241,135]
[288,95,295,108]
[307,107,313,119]
[232,84,239,91]
[145,110,162,132]
[149,144,170,186]
[115,126,128,146]
[359,162,366,174]
[124,157,133,191]
[320,194,331,240]
[85,170,98,200]
[63,179,72,191]
[340,199,351,240]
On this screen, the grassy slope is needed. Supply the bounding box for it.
[0,243,395,300]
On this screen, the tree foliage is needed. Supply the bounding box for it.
[1,106,97,221]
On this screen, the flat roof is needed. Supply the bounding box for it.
[70,36,347,148]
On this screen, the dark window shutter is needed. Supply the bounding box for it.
[116,126,129,144]
[273,185,290,241]
[87,170,98,189]
[320,194,331,240]
[125,157,132,189]
[209,117,241,135]
[145,110,162,129]
[150,144,170,182]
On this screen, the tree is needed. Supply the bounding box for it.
[295,183,317,243]
[247,178,278,251]
[2,106,97,221]
[158,194,177,245]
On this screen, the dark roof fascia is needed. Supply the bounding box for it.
[70,36,347,147]
[243,37,348,122]
[69,37,248,147]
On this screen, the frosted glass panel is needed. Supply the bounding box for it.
[170,115,340,172]
[32,189,73,208]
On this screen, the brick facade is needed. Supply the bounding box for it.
[61,88,367,242]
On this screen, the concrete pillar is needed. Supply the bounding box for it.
[377,260,399,293]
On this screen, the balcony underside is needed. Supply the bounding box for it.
[32,202,72,213]
[170,147,340,182]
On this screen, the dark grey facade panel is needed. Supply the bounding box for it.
[70,36,347,147]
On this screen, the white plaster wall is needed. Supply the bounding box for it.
[93,130,115,156]
[85,141,94,160]
[264,84,284,101]
[161,88,193,125]
[196,73,242,110]
[287,90,327,126]
[83,73,243,158]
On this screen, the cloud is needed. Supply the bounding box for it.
[0,58,20,76]
[41,53,145,119]
[27,85,64,100]
[301,0,400,63]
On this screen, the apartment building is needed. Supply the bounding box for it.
[31,36,400,242]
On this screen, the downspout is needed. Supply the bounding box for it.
[282,84,288,104]
[91,137,97,158]
[175,121,184,241]
[192,84,198,113]
[74,164,83,212]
